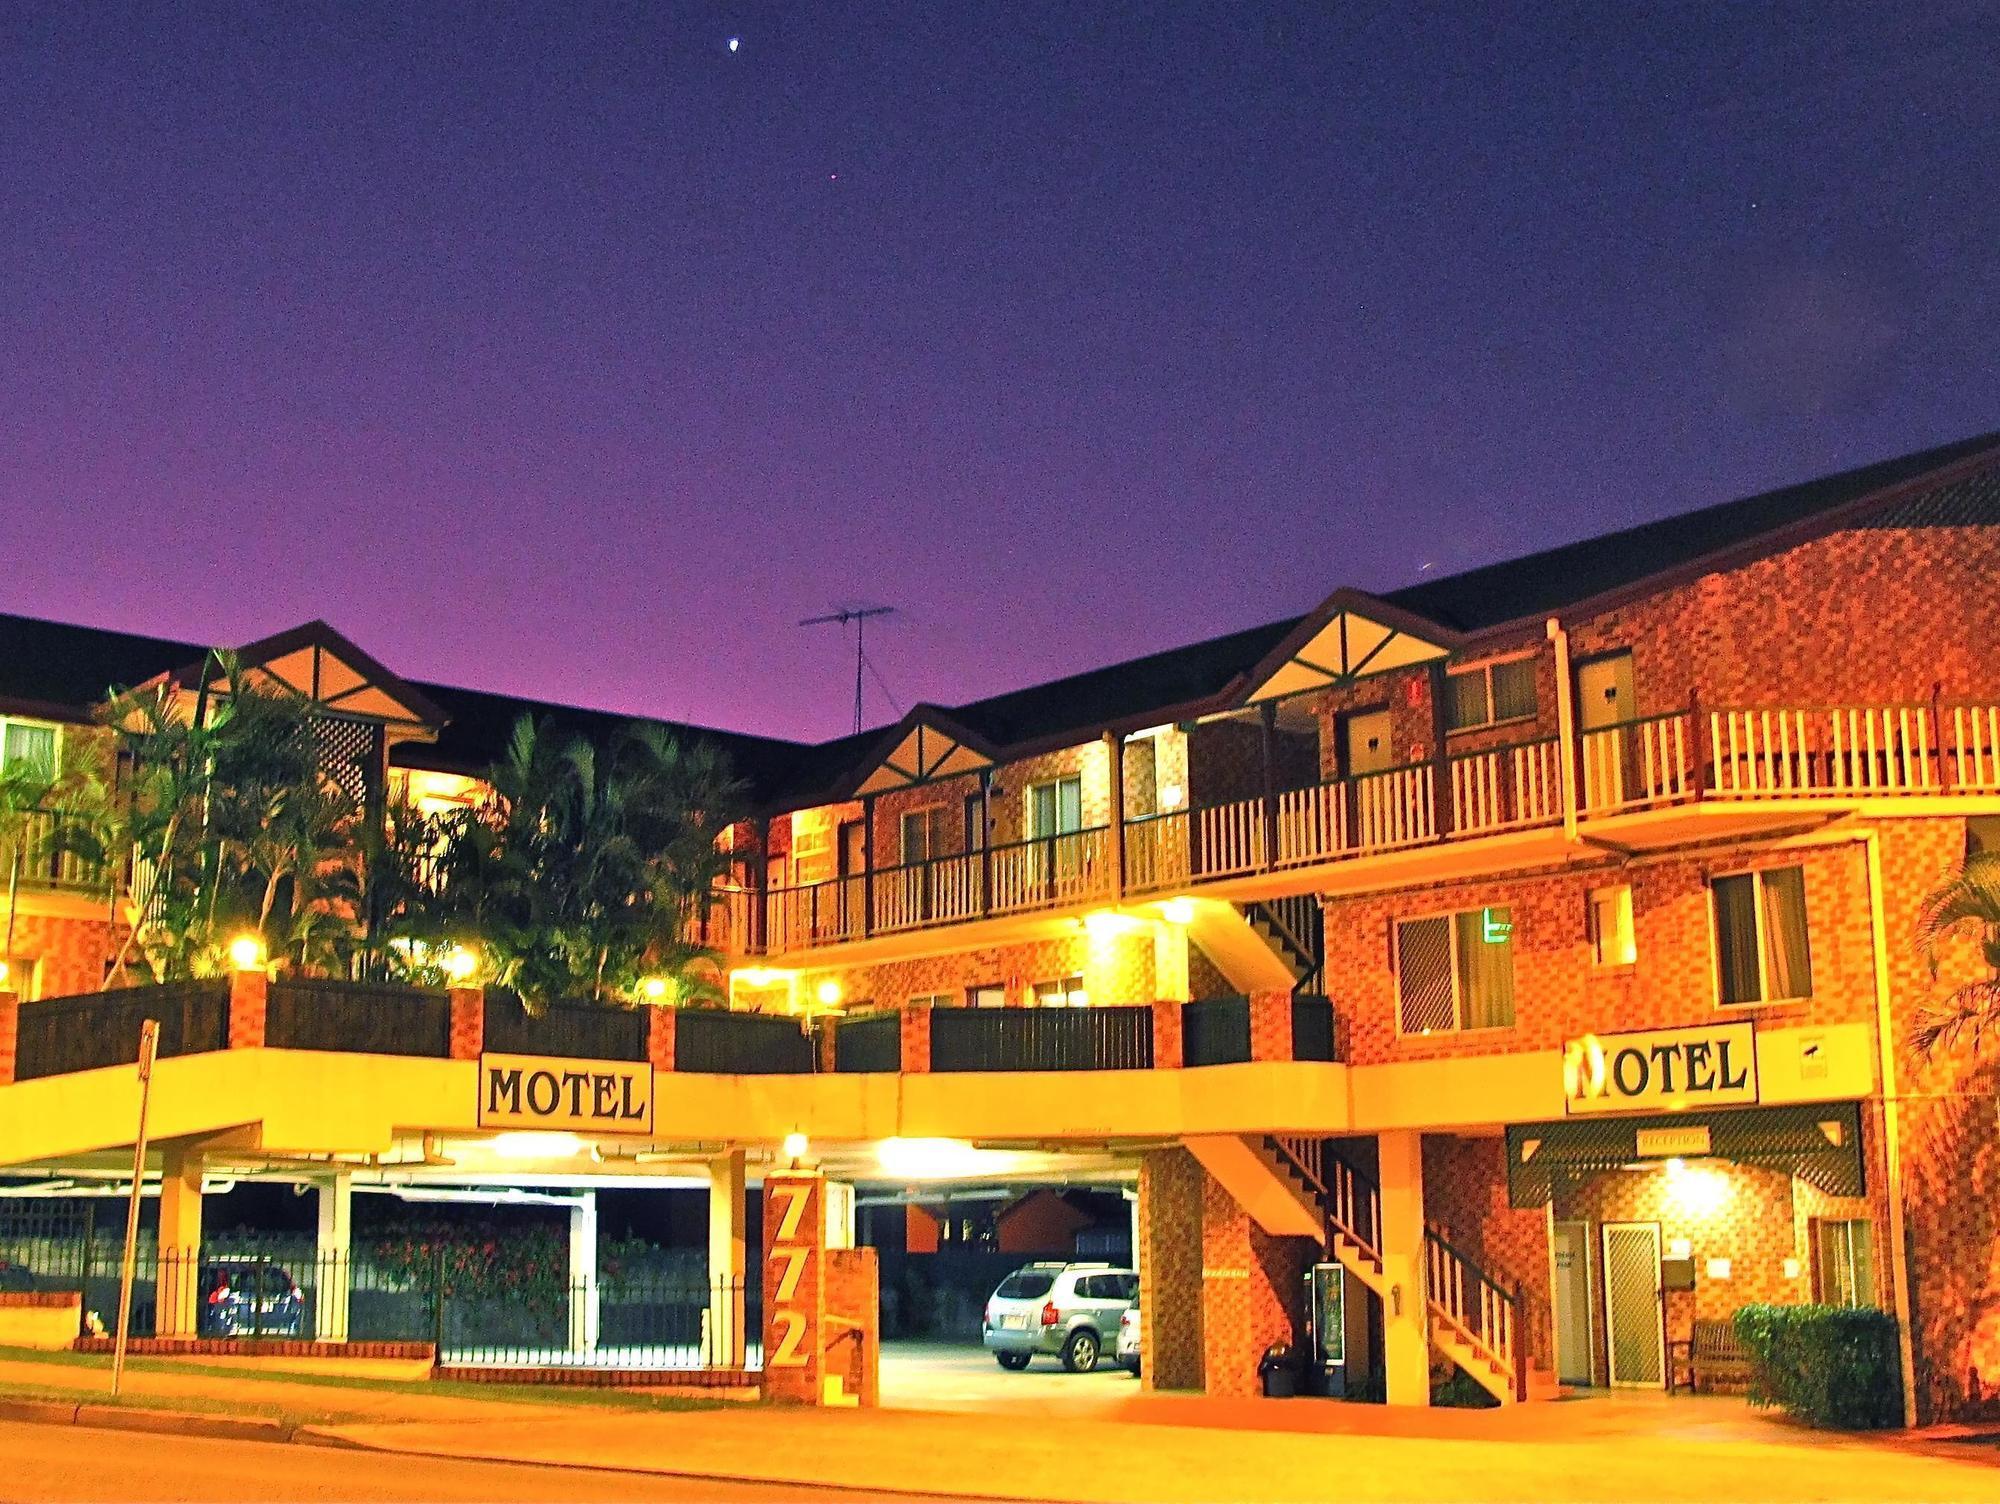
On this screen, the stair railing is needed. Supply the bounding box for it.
[1424,1227,1526,1401]
[1267,1136,1380,1264]
[1246,895,1326,994]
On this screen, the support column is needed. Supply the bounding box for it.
[0,987,18,1087]
[568,1191,599,1353]
[707,1150,748,1367]
[1379,1129,1431,1407]
[1138,1148,1205,1393]
[824,1180,855,1250]
[156,1145,203,1337]
[315,1172,352,1342]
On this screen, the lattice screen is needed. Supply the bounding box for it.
[311,714,379,804]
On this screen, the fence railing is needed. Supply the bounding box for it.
[929,1004,1152,1072]
[1181,996,1251,1066]
[832,1012,901,1073]
[1425,1227,1525,1401]
[13,980,229,1081]
[871,853,985,933]
[1448,738,1562,835]
[674,1010,815,1074]
[1268,1135,1379,1259]
[1291,995,1336,1061]
[1,806,107,892]
[481,993,649,1062]
[987,828,1112,915]
[1708,705,1934,796]
[266,979,451,1058]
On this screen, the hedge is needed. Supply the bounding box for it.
[1732,1304,1901,1429]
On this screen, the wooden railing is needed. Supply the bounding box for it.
[13,981,230,1081]
[871,852,984,933]
[1268,1135,1379,1259]
[1425,1227,1526,1401]
[1448,738,1561,835]
[987,828,1111,915]
[1709,705,1933,796]
[1579,711,1693,813]
[1,807,106,893]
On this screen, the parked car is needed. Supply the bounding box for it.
[1117,1303,1141,1376]
[982,1261,1137,1373]
[0,1261,36,1293]
[198,1261,305,1338]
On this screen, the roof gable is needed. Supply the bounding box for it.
[846,707,998,797]
[164,621,448,735]
[1242,590,1459,704]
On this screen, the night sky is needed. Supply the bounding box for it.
[4,3,1995,741]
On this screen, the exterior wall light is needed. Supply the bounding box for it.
[782,1131,809,1163]
[816,980,843,1006]
[228,934,266,973]
[442,945,479,984]
[640,976,671,1002]
[1158,897,1196,926]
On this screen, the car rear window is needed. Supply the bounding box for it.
[995,1270,1056,1299]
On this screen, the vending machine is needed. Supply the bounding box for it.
[1305,1262,1347,1396]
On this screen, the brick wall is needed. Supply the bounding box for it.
[1423,1134,1553,1369]
[0,911,117,999]
[1323,840,1876,1068]
[1138,1148,1205,1391]
[1199,1166,1312,1396]
[803,930,1157,1013]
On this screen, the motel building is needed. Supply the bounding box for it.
[3,431,2000,1421]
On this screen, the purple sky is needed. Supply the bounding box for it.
[4,3,1996,742]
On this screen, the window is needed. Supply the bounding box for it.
[967,983,1007,1008]
[1395,907,1514,1033]
[1968,816,2000,861]
[908,992,952,1009]
[1713,866,1813,1005]
[0,718,59,774]
[1444,658,1537,732]
[1027,776,1083,838]
[1813,1219,1874,1308]
[1590,885,1636,967]
[1030,975,1087,1007]
[898,805,949,865]
[963,794,986,851]
[0,956,38,1001]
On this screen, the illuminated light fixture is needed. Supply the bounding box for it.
[1665,1157,1686,1174]
[1668,1238,1693,1260]
[1783,1257,1802,1279]
[782,1131,809,1163]
[1081,909,1143,939]
[736,968,785,988]
[877,1137,986,1179]
[441,945,479,984]
[816,980,843,1006]
[228,934,267,973]
[1664,1157,1731,1218]
[1158,784,1185,811]
[1706,1258,1732,1280]
[491,1132,584,1160]
[0,960,9,985]
[640,976,671,1003]
[1157,898,1196,926]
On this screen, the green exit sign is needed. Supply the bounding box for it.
[1482,907,1512,944]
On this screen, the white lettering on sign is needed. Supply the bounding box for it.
[477,1052,654,1133]
[1563,1022,1757,1116]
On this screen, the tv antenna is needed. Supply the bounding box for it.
[799,605,899,735]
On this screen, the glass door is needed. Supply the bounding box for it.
[1601,1221,1664,1387]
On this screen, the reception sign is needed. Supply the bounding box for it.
[477,1053,653,1133]
[1562,1022,1757,1116]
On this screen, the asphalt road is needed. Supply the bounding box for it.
[0,1420,973,1504]
[880,1339,1140,1415]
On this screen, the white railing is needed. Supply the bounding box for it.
[988,828,1110,915]
[1275,782,1347,866]
[1953,706,2000,791]
[1124,813,1189,894]
[872,853,983,933]
[1709,706,1933,796]
[1353,764,1436,851]
[1425,1229,1521,1398]
[1448,739,1562,835]
[1194,797,1267,879]
[763,877,863,953]
[1579,713,1692,813]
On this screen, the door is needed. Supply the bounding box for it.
[1601,1221,1665,1387]
[837,820,866,938]
[1028,776,1085,893]
[1576,652,1636,809]
[1342,710,1394,776]
[1551,1221,1594,1386]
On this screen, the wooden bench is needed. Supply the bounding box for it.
[1668,1317,1753,1394]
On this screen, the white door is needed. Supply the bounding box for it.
[1551,1221,1594,1386]
[1576,653,1636,809]
[1601,1221,1665,1388]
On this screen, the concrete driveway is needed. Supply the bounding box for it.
[883,1339,1142,1415]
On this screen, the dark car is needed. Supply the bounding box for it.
[0,1261,35,1293]
[198,1261,306,1338]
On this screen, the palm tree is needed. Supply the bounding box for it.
[0,742,110,969]
[1910,851,2000,1056]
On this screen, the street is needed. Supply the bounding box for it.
[881,1339,1140,1415]
[0,1419,975,1504]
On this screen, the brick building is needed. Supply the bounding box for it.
[4,431,2000,1419]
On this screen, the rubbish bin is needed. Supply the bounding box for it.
[1259,1342,1298,1398]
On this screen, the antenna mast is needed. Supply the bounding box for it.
[799,605,898,735]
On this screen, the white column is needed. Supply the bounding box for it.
[1125,1188,1140,1270]
[315,1172,353,1342]
[1379,1130,1431,1407]
[824,1180,856,1250]
[568,1191,599,1353]
[155,1146,203,1337]
[707,1151,747,1366]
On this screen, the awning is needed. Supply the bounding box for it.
[1503,1102,1864,1209]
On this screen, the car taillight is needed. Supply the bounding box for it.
[1040,1301,1059,1327]
[1120,1310,1133,1330]
[207,1287,227,1304]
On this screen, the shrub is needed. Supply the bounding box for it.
[1733,1304,1902,1429]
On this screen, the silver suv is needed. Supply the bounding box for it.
[982,1261,1138,1372]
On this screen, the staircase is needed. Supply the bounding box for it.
[1265,1136,1529,1404]
[1243,896,1324,994]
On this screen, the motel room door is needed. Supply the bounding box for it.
[1601,1221,1666,1388]
[1551,1220,1594,1387]
[1575,651,1637,809]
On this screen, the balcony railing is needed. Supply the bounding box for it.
[715,699,2000,956]
[2,807,107,893]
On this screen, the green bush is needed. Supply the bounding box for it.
[1733,1304,1902,1429]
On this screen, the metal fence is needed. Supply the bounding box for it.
[832,1013,901,1073]
[482,993,650,1062]
[266,980,450,1058]
[674,1010,815,1074]
[13,981,230,1081]
[1181,996,1252,1066]
[929,1004,1154,1072]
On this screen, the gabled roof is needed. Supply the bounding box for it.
[1240,589,1461,703]
[160,620,449,734]
[842,706,1000,798]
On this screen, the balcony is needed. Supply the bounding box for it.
[712,700,2000,960]
[1,807,108,896]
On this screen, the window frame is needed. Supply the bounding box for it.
[1588,884,1637,969]
[1811,1217,1875,1308]
[1025,775,1085,839]
[907,992,952,1010]
[1029,974,1088,1008]
[1709,864,1814,1008]
[966,983,1007,1008]
[896,803,949,866]
[0,716,62,775]
[1442,654,1538,736]
[1391,904,1516,1036]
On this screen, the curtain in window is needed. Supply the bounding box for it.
[1714,874,1760,1005]
[1455,908,1515,1028]
[1396,917,1454,1032]
[1445,674,1488,731]
[1760,866,1813,1000]
[1,723,56,773]
[1491,660,1538,721]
